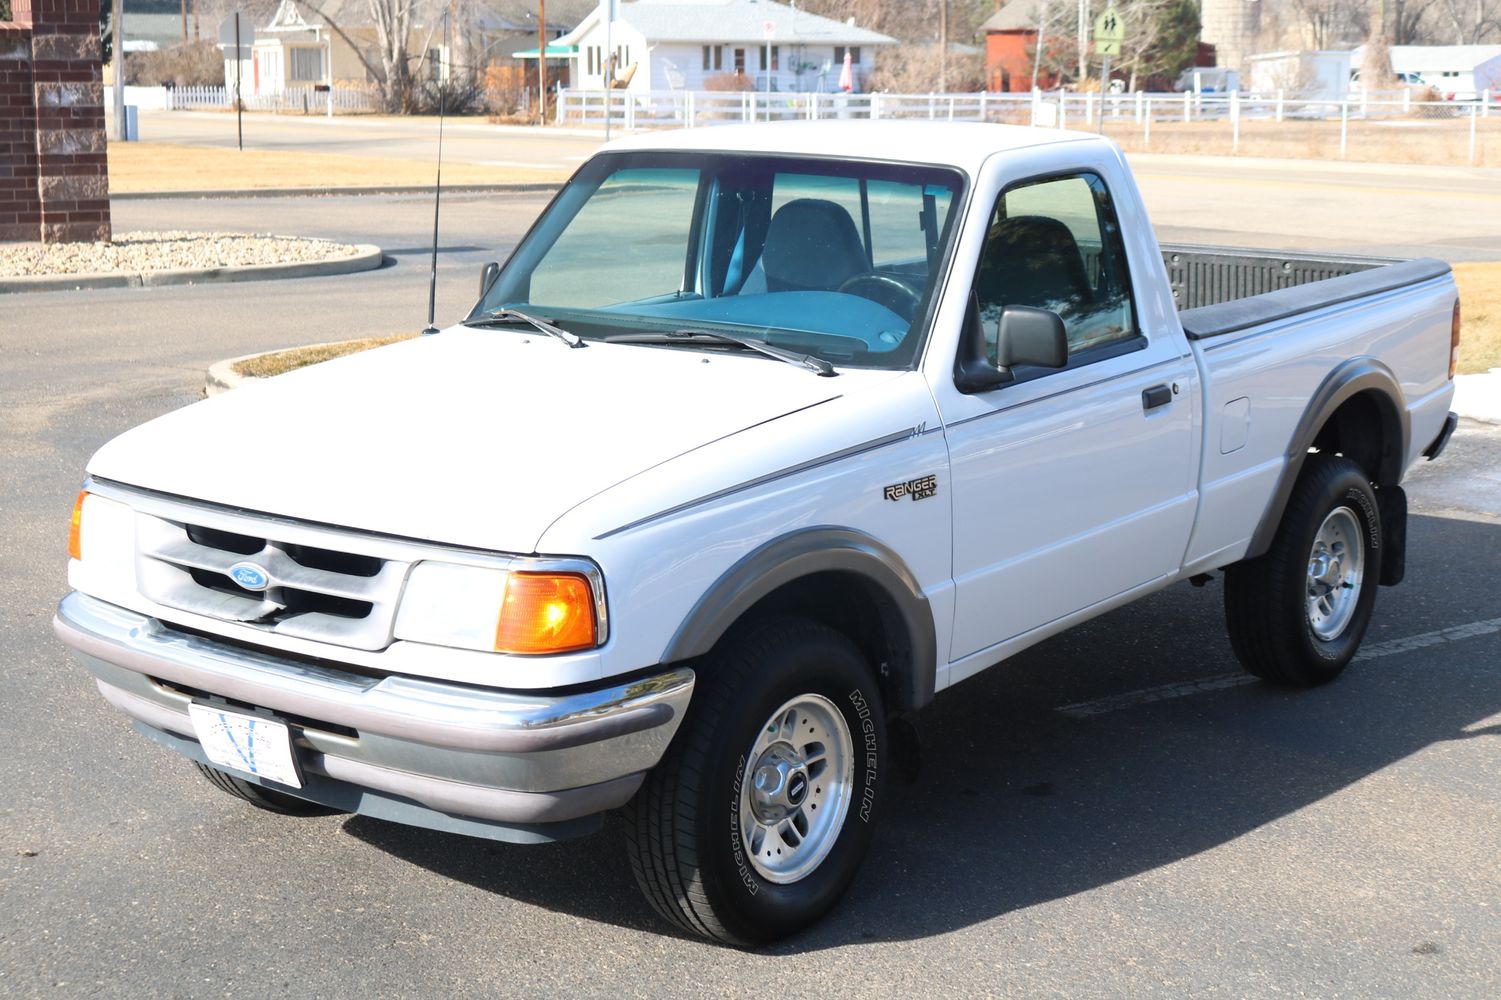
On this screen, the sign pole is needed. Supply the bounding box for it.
[234,12,243,150]
[1098,52,1109,132]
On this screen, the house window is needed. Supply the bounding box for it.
[834,46,861,65]
[734,48,745,73]
[770,45,779,71]
[703,45,724,71]
[587,46,596,75]
[288,47,323,82]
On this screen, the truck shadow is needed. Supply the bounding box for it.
[343,512,1501,950]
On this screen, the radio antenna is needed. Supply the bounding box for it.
[421,10,451,336]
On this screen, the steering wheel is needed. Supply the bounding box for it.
[836,272,923,321]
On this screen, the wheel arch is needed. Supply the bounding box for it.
[660,528,938,714]
[1246,357,1409,559]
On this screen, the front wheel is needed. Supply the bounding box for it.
[1224,455,1383,685]
[624,618,886,946]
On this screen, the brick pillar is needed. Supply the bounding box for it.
[28,0,110,243]
[0,19,41,243]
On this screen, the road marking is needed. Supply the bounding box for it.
[1056,615,1501,719]
[1354,616,1501,661]
[1056,673,1255,719]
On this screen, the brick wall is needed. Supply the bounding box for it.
[0,0,110,243]
[0,23,41,242]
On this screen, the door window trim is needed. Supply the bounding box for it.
[957,167,1147,390]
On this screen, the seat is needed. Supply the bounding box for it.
[740,198,868,294]
[975,215,1094,317]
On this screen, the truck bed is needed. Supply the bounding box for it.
[1160,243,1452,341]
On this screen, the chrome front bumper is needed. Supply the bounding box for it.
[55,592,694,840]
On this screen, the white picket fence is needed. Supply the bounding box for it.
[157,84,382,113]
[557,86,1499,163]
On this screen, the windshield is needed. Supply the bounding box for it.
[474,151,966,370]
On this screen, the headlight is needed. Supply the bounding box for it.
[67,487,139,601]
[394,561,604,655]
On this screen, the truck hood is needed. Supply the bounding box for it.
[88,328,883,553]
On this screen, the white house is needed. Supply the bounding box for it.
[554,0,896,94]
[1385,45,1501,99]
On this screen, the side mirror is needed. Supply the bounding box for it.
[996,306,1068,370]
[479,261,500,299]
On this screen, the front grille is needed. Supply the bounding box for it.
[135,510,411,651]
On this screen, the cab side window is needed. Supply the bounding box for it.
[974,172,1138,362]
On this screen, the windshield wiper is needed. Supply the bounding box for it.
[464,308,585,348]
[608,329,836,377]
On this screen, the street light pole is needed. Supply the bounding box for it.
[537,0,546,125]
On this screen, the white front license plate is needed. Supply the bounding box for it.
[187,704,303,789]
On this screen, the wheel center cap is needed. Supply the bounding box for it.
[748,743,807,824]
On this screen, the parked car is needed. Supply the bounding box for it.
[58,121,1461,946]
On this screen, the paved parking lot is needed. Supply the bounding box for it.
[1,191,1498,997]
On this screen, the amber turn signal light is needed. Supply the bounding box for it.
[1450,299,1462,380]
[494,572,598,654]
[68,490,89,561]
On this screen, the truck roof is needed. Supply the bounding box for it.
[597,121,1103,174]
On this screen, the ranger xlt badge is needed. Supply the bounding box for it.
[884,475,938,502]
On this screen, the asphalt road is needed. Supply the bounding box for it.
[2,191,1499,997]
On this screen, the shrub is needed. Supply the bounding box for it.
[125,41,223,87]
[704,71,753,92]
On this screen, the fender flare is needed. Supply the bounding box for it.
[660,527,938,712]
[1245,357,1409,559]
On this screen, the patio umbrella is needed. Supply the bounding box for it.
[838,50,853,92]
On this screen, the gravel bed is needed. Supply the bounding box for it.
[0,231,361,277]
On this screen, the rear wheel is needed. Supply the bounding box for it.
[194,762,344,816]
[1225,455,1383,685]
[624,618,885,946]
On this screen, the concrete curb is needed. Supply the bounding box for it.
[112,183,565,201]
[0,243,384,295]
[205,335,406,396]
[1454,369,1501,425]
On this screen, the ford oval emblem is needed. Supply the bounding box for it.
[228,561,271,592]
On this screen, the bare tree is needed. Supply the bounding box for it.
[300,0,434,111]
[1433,0,1501,42]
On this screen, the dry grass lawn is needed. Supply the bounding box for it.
[109,142,568,193]
[233,333,418,378]
[1454,262,1501,374]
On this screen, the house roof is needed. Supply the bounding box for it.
[1385,44,1501,74]
[560,0,896,47]
[980,0,1042,34]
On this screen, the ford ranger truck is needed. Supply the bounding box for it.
[56,122,1462,946]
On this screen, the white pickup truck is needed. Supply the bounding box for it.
[58,122,1461,945]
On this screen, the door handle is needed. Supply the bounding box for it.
[1142,384,1173,411]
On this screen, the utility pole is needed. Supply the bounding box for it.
[113,0,126,140]
[938,0,947,92]
[1031,0,1048,90]
[180,0,186,42]
[537,0,546,126]
[1079,0,1091,85]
